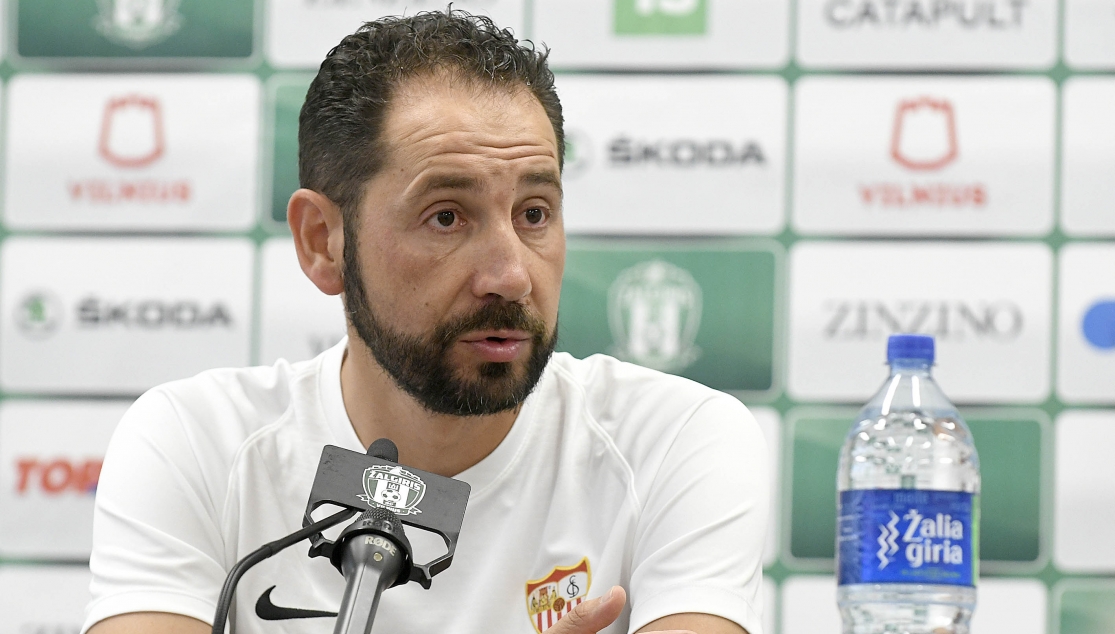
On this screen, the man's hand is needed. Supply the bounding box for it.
[547,586,696,634]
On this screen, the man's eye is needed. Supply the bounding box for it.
[523,208,545,225]
[434,210,457,227]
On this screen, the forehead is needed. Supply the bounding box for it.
[377,73,559,170]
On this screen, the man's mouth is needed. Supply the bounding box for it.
[459,330,533,363]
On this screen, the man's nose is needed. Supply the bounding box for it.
[470,220,532,302]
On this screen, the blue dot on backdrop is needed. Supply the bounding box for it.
[1083,300,1115,350]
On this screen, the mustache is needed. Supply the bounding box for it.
[435,302,549,347]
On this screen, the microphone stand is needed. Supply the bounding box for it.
[211,438,469,634]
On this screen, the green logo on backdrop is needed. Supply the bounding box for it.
[614,0,708,35]
[558,240,776,393]
[18,0,254,59]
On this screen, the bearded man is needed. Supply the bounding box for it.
[83,10,768,634]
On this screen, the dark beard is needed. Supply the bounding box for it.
[342,227,556,417]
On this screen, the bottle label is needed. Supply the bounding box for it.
[838,489,978,587]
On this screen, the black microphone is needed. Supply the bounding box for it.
[330,506,411,634]
[329,438,410,634]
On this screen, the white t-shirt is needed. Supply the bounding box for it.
[83,340,768,634]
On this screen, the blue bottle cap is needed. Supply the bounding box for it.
[886,333,935,364]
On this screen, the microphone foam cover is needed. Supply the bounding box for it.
[368,438,399,463]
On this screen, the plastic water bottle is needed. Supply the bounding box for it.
[836,334,980,634]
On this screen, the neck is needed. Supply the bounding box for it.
[338,334,520,477]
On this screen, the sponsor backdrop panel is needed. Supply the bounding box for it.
[796,0,1057,69]
[793,77,1055,237]
[1056,580,1115,634]
[258,238,346,366]
[0,565,92,634]
[0,400,129,559]
[787,241,1053,403]
[4,74,261,232]
[557,75,786,235]
[1061,78,1115,237]
[1064,0,1115,68]
[265,0,524,68]
[534,0,789,69]
[0,237,254,395]
[786,409,1045,569]
[1054,410,1115,573]
[1057,244,1115,403]
[268,74,313,225]
[15,0,255,61]
[558,238,779,395]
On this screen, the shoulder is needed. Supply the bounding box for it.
[108,352,328,477]
[544,352,760,469]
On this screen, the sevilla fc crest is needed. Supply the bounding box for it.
[525,558,592,633]
[358,465,425,516]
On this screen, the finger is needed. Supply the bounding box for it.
[549,585,627,634]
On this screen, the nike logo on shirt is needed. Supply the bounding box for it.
[255,585,339,620]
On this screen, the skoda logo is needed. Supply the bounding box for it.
[16,291,63,339]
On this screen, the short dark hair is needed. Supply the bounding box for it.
[298,9,564,218]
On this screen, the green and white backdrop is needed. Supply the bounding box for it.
[0,1,1113,632]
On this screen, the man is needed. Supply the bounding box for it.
[83,10,767,634]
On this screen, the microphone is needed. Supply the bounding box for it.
[330,438,410,634]
[331,506,411,634]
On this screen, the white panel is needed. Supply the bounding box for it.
[1065,0,1115,69]
[797,0,1057,69]
[0,238,254,394]
[266,0,525,69]
[781,575,841,634]
[534,0,789,69]
[762,577,777,634]
[1061,78,1115,237]
[0,401,129,559]
[1055,410,1115,573]
[558,75,787,235]
[970,578,1047,634]
[794,77,1055,237]
[0,565,91,634]
[787,242,1053,403]
[1057,244,1115,403]
[258,238,347,365]
[752,406,781,568]
[4,74,259,232]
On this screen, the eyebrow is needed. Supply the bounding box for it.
[413,170,563,199]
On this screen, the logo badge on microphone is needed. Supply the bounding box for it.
[358,465,426,516]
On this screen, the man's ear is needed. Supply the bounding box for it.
[288,188,345,296]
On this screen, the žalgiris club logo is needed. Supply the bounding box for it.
[359,464,426,516]
[614,0,707,35]
[94,0,184,49]
[608,259,703,372]
[859,97,987,209]
[16,291,63,339]
[526,558,591,633]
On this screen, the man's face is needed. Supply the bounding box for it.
[343,75,565,416]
